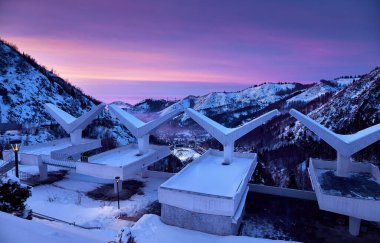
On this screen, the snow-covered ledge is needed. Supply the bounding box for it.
[186,108,280,165]
[44,103,106,145]
[289,109,380,177]
[109,104,182,155]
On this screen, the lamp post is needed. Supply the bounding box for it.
[10,139,21,178]
[115,176,120,209]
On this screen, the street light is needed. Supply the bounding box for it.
[115,176,120,209]
[10,139,21,178]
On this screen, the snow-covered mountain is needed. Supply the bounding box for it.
[0,39,132,145]
[1,38,378,188]
[0,40,98,125]
[284,67,380,147]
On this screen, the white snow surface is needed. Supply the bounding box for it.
[13,164,165,242]
[88,145,158,166]
[161,152,254,198]
[130,214,295,243]
[0,211,102,243]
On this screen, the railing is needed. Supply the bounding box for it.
[32,212,101,230]
[41,155,77,169]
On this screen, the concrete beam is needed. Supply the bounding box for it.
[44,103,106,135]
[186,108,279,164]
[289,109,380,177]
[109,104,183,154]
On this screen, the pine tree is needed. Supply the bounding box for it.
[0,178,32,219]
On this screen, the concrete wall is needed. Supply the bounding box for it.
[161,204,239,236]
[20,153,40,165]
[78,145,170,180]
[146,170,174,179]
[159,186,235,216]
[249,184,317,201]
[76,163,123,179]
[51,139,101,159]
[21,138,70,152]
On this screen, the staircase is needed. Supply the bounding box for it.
[0,152,15,176]
[0,161,15,175]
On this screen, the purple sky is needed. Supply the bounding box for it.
[1,0,379,104]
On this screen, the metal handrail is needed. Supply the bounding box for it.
[32,212,101,229]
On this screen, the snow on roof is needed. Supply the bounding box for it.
[109,104,182,138]
[44,103,106,134]
[130,214,295,243]
[88,145,159,166]
[289,109,380,156]
[0,212,103,243]
[186,108,279,145]
[160,150,256,198]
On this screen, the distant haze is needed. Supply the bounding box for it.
[1,0,379,104]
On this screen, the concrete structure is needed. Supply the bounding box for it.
[289,109,380,177]
[186,108,279,165]
[3,104,106,180]
[44,103,106,145]
[109,104,182,154]
[309,158,380,236]
[106,105,182,191]
[159,150,256,235]
[76,144,170,180]
[159,109,279,235]
[289,109,380,236]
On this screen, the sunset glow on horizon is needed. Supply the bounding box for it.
[1,0,379,104]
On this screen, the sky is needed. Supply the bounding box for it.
[1,0,379,104]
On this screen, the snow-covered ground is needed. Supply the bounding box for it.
[1,164,301,243]
[0,211,101,243]
[129,214,296,243]
[10,165,165,242]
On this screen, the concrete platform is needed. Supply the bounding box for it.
[309,158,380,221]
[159,149,257,235]
[309,158,380,235]
[76,144,170,180]
[2,138,101,166]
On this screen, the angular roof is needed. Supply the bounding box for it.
[290,109,380,156]
[44,103,106,134]
[186,108,280,145]
[109,104,182,138]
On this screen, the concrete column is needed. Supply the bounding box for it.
[349,216,361,236]
[336,153,350,177]
[137,135,149,155]
[38,164,48,181]
[114,179,123,194]
[141,165,148,178]
[70,129,82,145]
[223,142,234,165]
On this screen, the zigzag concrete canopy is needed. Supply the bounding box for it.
[109,104,183,154]
[186,108,280,164]
[44,103,106,144]
[289,109,380,176]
